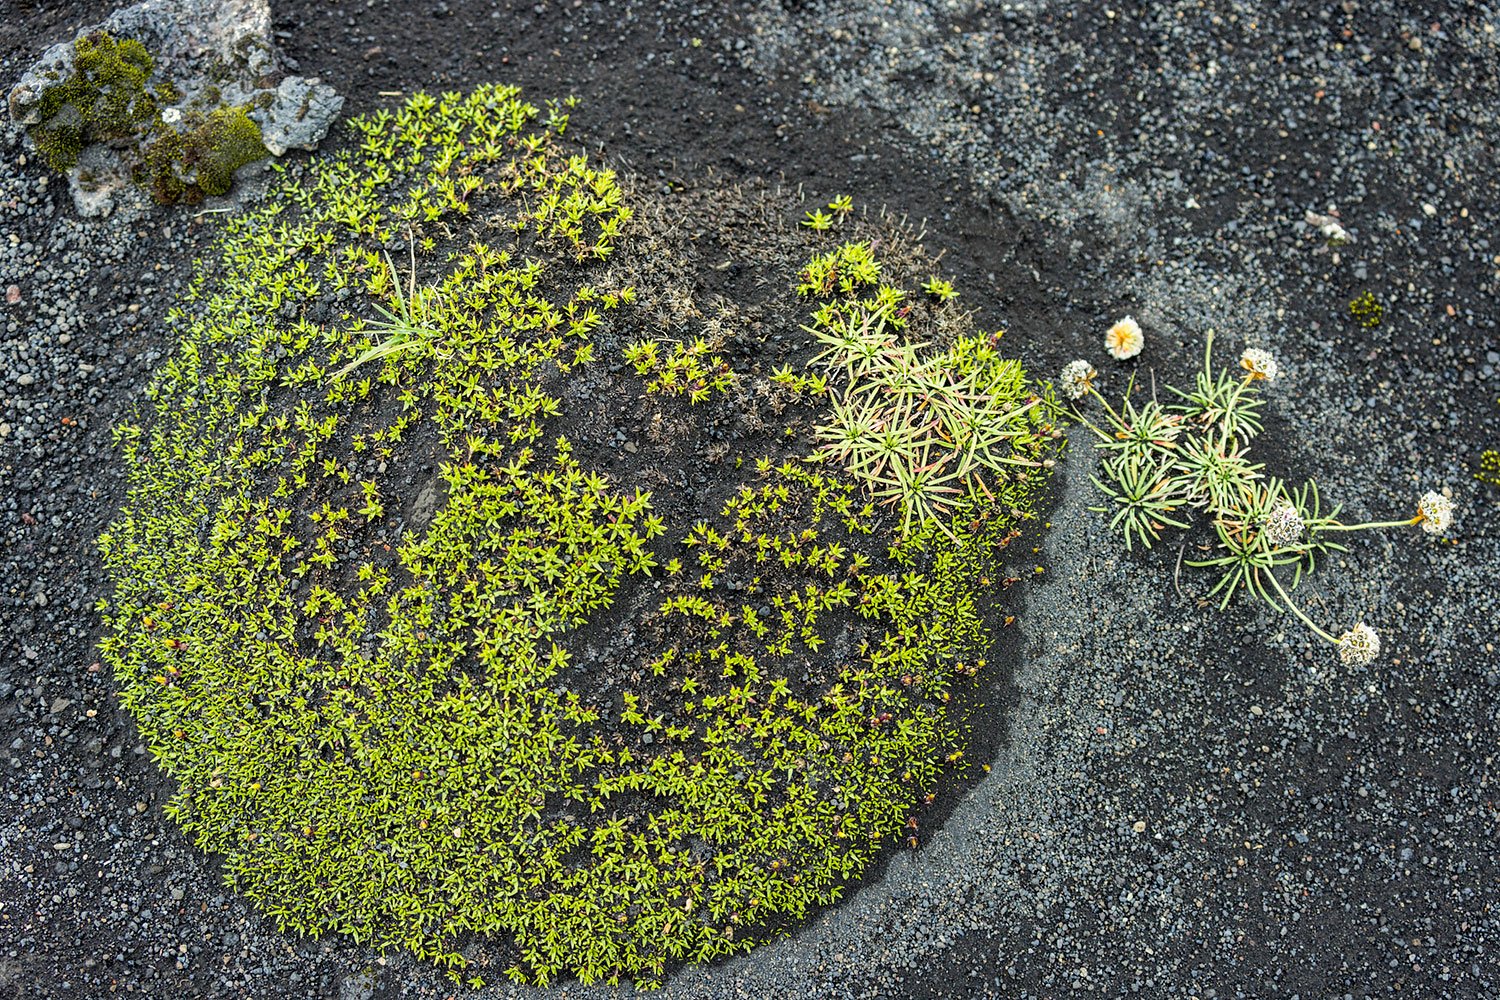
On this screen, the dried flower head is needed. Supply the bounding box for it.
[1337,623,1380,666]
[1060,360,1097,400]
[1416,490,1454,535]
[1263,502,1304,548]
[1304,209,1351,245]
[1240,348,1278,381]
[1104,316,1144,361]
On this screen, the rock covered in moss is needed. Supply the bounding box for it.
[140,105,270,202]
[6,0,343,215]
[15,32,164,171]
[7,0,277,131]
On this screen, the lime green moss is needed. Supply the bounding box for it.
[1477,449,1500,487]
[31,32,159,171]
[622,335,736,403]
[99,85,1053,988]
[27,30,267,203]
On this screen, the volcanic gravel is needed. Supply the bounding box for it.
[2,1,1497,998]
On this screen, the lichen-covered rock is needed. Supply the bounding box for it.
[254,76,345,157]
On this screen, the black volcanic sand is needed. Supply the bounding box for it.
[1,1,1496,998]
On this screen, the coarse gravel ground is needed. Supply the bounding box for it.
[2,0,1497,998]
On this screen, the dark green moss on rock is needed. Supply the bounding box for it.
[140,106,267,204]
[30,32,161,171]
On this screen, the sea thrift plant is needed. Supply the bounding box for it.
[1239,347,1278,381]
[1338,623,1381,666]
[1064,332,1457,665]
[799,248,1055,537]
[1060,359,1096,400]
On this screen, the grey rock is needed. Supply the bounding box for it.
[6,43,78,130]
[410,481,440,530]
[340,967,378,1000]
[254,76,345,157]
[67,145,135,218]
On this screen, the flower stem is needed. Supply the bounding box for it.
[1321,516,1421,532]
[1086,384,1127,428]
[1223,373,1255,423]
[1067,406,1118,446]
[1261,568,1338,645]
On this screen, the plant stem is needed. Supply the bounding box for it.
[1085,384,1127,428]
[1223,372,1255,422]
[1063,403,1119,447]
[1321,516,1421,532]
[1261,568,1338,644]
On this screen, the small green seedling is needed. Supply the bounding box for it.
[330,232,441,380]
[921,276,958,303]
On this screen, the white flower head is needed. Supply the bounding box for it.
[1416,491,1454,535]
[1304,209,1351,245]
[1337,623,1380,666]
[1240,348,1278,381]
[1104,316,1144,361]
[1263,502,1304,548]
[1060,360,1097,400]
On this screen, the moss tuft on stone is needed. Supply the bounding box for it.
[140,106,267,204]
[30,32,161,171]
[26,30,270,204]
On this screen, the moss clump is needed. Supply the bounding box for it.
[139,106,268,203]
[31,32,160,171]
[1478,448,1500,487]
[99,85,1053,988]
[27,30,268,203]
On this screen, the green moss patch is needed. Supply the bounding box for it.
[31,32,161,172]
[139,105,268,203]
[99,85,1055,987]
